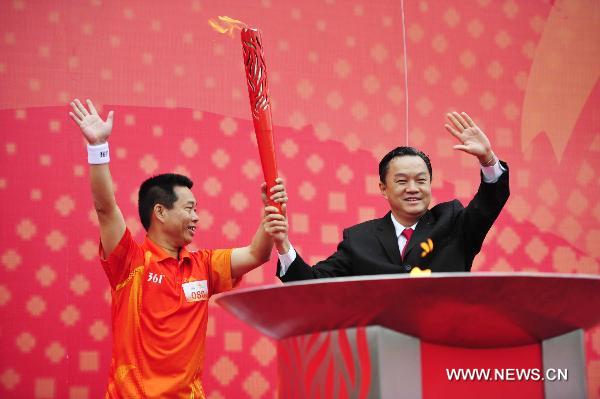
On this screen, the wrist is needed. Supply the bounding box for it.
[276,240,290,254]
[479,151,496,167]
[87,142,110,164]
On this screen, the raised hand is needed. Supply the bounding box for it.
[444,111,494,164]
[69,99,114,145]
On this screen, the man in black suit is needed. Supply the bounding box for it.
[270,112,509,281]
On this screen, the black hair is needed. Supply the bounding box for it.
[378,146,432,183]
[138,173,194,231]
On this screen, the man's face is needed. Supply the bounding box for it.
[161,186,199,246]
[379,155,432,225]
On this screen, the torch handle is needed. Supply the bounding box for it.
[254,128,281,213]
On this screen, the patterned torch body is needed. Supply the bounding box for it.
[241,28,280,211]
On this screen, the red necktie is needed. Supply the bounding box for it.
[401,228,414,259]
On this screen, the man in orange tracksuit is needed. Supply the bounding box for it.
[69,99,288,398]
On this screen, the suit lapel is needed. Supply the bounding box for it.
[375,212,402,265]
[404,210,434,259]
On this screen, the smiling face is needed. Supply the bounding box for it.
[379,155,432,226]
[160,186,199,246]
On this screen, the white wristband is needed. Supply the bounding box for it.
[87,142,110,164]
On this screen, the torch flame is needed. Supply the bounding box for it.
[208,16,247,37]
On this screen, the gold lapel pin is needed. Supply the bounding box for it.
[420,238,433,257]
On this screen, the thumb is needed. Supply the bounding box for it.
[453,144,470,153]
[106,110,114,127]
[281,203,287,217]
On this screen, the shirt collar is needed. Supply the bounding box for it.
[142,236,192,263]
[390,213,418,239]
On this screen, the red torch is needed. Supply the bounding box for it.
[240,28,281,212]
[209,17,281,212]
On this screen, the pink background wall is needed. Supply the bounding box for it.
[1,0,599,397]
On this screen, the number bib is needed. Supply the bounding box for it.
[182,280,208,302]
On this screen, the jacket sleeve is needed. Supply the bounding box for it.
[461,161,510,268]
[277,228,354,282]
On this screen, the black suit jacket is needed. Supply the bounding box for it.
[278,162,509,281]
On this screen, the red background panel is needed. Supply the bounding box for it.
[0,0,599,398]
